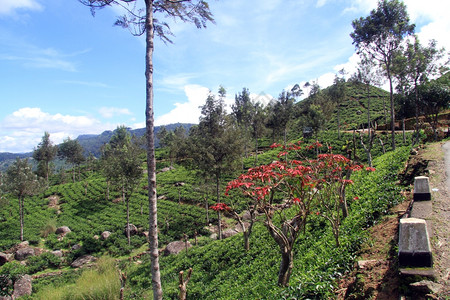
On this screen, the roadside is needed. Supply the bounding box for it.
[426,141,450,297]
[337,141,450,299]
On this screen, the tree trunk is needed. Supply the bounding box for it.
[204,195,209,225]
[178,268,192,300]
[145,2,162,299]
[19,195,24,242]
[379,137,386,154]
[254,135,258,167]
[45,161,49,185]
[126,192,130,246]
[278,249,294,287]
[217,211,222,240]
[402,118,406,143]
[215,174,220,203]
[387,68,396,150]
[414,84,420,145]
[235,211,253,251]
[337,106,341,140]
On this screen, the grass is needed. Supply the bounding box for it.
[32,257,120,300]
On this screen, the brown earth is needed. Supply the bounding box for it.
[337,142,450,300]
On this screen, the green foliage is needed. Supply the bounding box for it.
[26,252,62,274]
[125,146,410,299]
[0,261,27,296]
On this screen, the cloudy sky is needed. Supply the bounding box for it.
[0,0,449,153]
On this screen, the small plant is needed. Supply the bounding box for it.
[40,219,57,238]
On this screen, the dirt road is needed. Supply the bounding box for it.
[428,141,450,296]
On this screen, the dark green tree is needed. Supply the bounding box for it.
[2,158,43,241]
[58,137,85,182]
[418,81,450,140]
[328,70,346,139]
[251,101,267,166]
[188,88,243,239]
[267,90,295,144]
[351,0,415,150]
[78,1,214,295]
[156,126,170,148]
[392,37,447,144]
[102,126,144,245]
[232,87,253,157]
[351,53,382,166]
[33,132,58,184]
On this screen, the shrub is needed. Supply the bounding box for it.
[40,219,57,238]
[0,261,27,296]
[26,252,62,274]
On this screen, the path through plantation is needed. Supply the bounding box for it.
[337,141,450,299]
[430,141,450,296]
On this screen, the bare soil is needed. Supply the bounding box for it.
[337,142,450,299]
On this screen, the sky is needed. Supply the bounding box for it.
[0,0,449,153]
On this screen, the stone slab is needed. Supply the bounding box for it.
[413,176,431,201]
[398,218,432,268]
[399,268,435,279]
[410,200,432,219]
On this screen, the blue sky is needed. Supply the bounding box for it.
[0,0,449,153]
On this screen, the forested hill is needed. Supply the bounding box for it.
[75,123,193,157]
[0,123,194,169]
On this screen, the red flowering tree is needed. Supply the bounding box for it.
[211,196,257,251]
[226,141,366,286]
[309,153,371,247]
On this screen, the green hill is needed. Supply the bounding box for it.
[0,130,414,299]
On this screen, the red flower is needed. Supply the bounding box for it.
[211,203,231,212]
[353,196,359,200]
[365,167,376,172]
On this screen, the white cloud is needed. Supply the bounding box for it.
[99,107,132,118]
[344,0,377,14]
[316,0,328,8]
[0,107,112,153]
[154,84,210,126]
[0,0,42,15]
[158,73,198,91]
[407,0,450,50]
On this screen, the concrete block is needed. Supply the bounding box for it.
[398,218,432,268]
[413,176,431,201]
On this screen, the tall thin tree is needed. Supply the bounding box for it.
[351,0,415,150]
[2,159,43,241]
[79,1,214,298]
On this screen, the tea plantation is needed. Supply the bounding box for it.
[0,130,419,299]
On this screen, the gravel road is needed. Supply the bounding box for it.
[430,141,450,296]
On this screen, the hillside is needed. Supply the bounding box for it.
[0,129,424,299]
[293,82,390,133]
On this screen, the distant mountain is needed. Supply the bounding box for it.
[0,123,195,171]
[0,152,33,171]
[77,123,194,157]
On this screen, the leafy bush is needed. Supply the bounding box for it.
[0,261,27,296]
[26,252,62,274]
